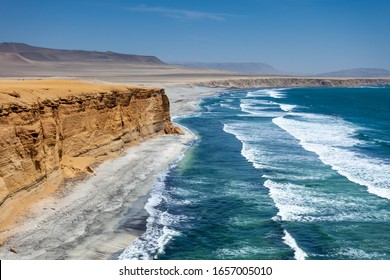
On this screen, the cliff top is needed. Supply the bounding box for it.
[0,80,158,104]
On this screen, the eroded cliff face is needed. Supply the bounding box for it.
[196,77,390,88]
[0,80,179,209]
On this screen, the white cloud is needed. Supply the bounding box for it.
[130,5,228,21]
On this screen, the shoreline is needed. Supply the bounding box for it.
[0,79,388,259]
[0,84,222,259]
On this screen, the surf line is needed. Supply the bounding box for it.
[282,230,308,260]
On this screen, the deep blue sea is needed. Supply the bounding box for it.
[120,87,390,260]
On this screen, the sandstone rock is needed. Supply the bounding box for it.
[173,126,185,135]
[10,247,17,254]
[0,80,177,213]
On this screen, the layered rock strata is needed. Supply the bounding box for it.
[0,80,179,210]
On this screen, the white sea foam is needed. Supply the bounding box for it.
[223,122,300,173]
[119,147,191,260]
[246,89,271,97]
[337,248,384,259]
[223,123,264,169]
[118,172,169,260]
[204,105,214,111]
[358,86,386,89]
[220,103,237,110]
[224,118,388,222]
[240,100,283,117]
[264,179,387,222]
[273,115,390,200]
[264,180,316,222]
[157,226,181,256]
[119,174,186,259]
[216,245,276,259]
[224,121,309,178]
[246,88,287,99]
[282,230,308,260]
[279,104,297,112]
[240,90,290,117]
[241,142,264,169]
[269,91,286,99]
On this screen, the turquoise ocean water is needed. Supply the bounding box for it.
[120,87,390,260]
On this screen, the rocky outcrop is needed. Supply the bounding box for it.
[0,80,178,209]
[196,77,390,88]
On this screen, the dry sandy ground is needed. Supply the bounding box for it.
[0,78,222,259]
[0,79,156,103]
[0,61,247,84]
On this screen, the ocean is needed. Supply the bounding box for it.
[120,87,390,260]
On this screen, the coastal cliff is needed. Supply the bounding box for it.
[0,80,179,211]
[196,77,390,88]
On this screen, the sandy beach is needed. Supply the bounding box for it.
[0,82,221,259]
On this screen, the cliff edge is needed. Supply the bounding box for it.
[0,80,180,225]
[196,77,390,88]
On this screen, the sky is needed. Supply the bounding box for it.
[1,0,389,73]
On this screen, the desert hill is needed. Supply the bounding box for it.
[0,42,246,81]
[0,42,164,64]
[318,68,390,78]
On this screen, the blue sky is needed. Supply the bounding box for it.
[1,0,389,73]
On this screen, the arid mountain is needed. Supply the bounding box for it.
[0,52,32,65]
[0,42,247,81]
[318,68,390,78]
[171,62,284,75]
[0,42,164,64]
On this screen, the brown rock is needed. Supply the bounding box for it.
[10,247,17,254]
[173,126,185,135]
[0,80,177,212]
[86,166,95,174]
